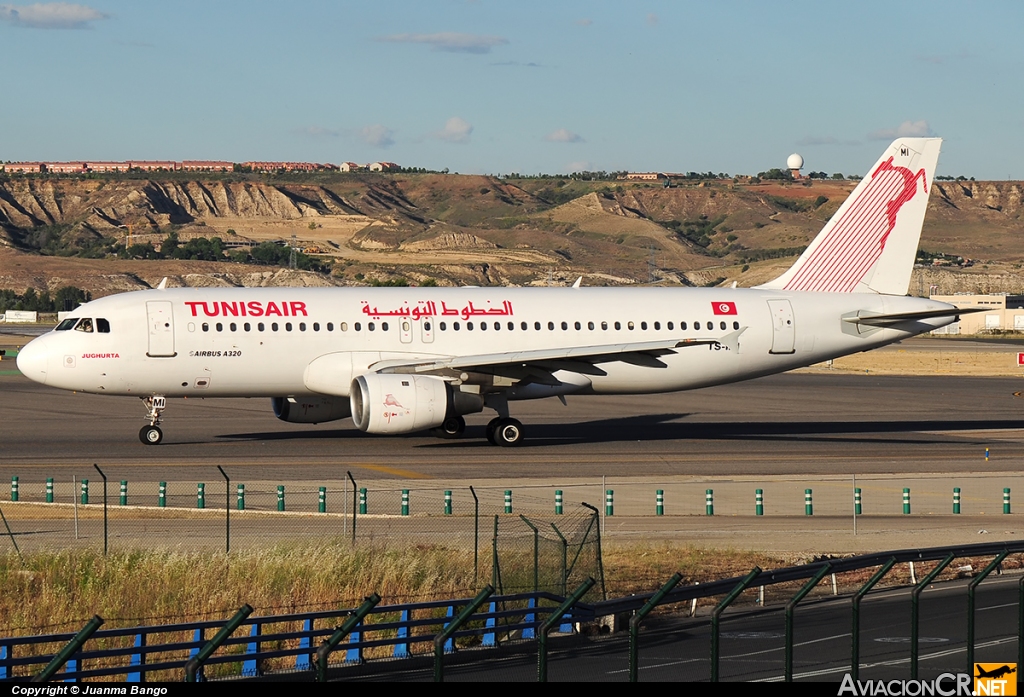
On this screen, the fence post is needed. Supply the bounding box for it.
[605,489,614,516]
[242,623,260,677]
[401,489,409,516]
[520,515,540,592]
[755,489,763,516]
[967,551,1009,670]
[217,466,230,555]
[46,478,53,503]
[504,489,512,514]
[911,553,955,679]
[237,484,245,511]
[903,488,911,515]
[804,489,813,516]
[855,488,862,515]
[127,633,144,682]
[656,489,664,516]
[319,487,326,514]
[10,476,17,502]
[711,567,762,682]
[539,578,595,682]
[81,479,89,505]
[706,489,714,516]
[94,464,108,557]
[1004,488,1011,515]
[359,487,367,515]
[119,480,127,506]
[197,483,205,509]
[434,586,494,683]
[158,482,165,508]
[277,485,285,512]
[315,594,380,682]
[444,490,452,515]
[185,605,254,682]
[555,489,563,515]
[629,573,682,682]
[785,563,832,682]
[31,616,103,683]
[851,558,896,681]
[953,487,961,514]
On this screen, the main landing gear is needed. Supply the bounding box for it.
[139,395,167,445]
[486,417,524,447]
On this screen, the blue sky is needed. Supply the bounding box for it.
[2,1,1022,178]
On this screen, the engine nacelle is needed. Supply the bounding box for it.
[350,374,452,434]
[272,396,351,424]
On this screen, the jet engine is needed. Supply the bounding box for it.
[350,373,482,435]
[272,396,351,424]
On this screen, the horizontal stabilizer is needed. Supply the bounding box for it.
[843,307,984,327]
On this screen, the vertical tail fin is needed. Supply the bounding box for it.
[757,137,942,295]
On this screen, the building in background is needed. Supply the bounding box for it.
[930,293,1024,334]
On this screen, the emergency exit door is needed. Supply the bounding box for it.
[767,299,796,354]
[146,301,176,357]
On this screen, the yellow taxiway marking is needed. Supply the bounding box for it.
[352,464,432,480]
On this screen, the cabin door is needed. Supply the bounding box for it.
[146,301,176,357]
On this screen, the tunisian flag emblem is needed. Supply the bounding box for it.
[712,301,737,315]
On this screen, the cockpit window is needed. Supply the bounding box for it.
[75,318,94,333]
[55,318,78,331]
[97,318,110,333]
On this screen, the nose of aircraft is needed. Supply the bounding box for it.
[16,338,48,384]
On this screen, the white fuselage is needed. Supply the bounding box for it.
[17,286,955,400]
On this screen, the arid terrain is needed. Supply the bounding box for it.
[0,172,1022,295]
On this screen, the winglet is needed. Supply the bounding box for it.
[156,277,168,290]
[572,276,583,289]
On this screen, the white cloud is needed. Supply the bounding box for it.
[575,18,593,27]
[0,2,108,29]
[360,124,396,148]
[868,120,933,140]
[545,128,584,143]
[377,32,508,54]
[434,117,473,144]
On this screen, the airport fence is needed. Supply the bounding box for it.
[4,539,1024,682]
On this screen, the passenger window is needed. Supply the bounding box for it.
[509,322,515,330]
[454,322,460,331]
[244,323,251,332]
[667,321,674,330]
[425,321,432,331]
[733,321,740,330]
[628,322,634,330]
[230,322,237,332]
[258,323,265,332]
[97,318,110,333]
[298,323,306,331]
[494,322,500,330]
[561,321,568,330]
[368,322,375,331]
[548,321,555,330]
[75,318,94,333]
[480,322,487,331]
[707,322,713,330]
[440,321,447,331]
[382,322,389,331]
[202,323,210,332]
[534,322,541,330]
[681,321,687,330]
[588,321,595,330]
[641,322,648,330]
[720,321,727,330]
[325,323,332,331]
[313,323,319,331]
[601,321,608,330]
[286,322,293,331]
[654,321,660,330]
[614,321,621,330]
[216,323,223,332]
[575,321,581,330]
[693,322,699,331]
[56,318,77,331]
[467,322,474,330]
[341,322,348,331]
[520,322,527,330]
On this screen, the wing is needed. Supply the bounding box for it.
[368,328,747,385]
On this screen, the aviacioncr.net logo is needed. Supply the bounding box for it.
[838,673,972,696]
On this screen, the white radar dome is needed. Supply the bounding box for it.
[787,153,804,170]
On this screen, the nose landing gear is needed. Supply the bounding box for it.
[139,395,167,445]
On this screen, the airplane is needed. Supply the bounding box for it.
[16,137,972,447]
[975,665,1017,680]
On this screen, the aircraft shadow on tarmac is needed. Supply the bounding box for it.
[215,414,1024,448]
